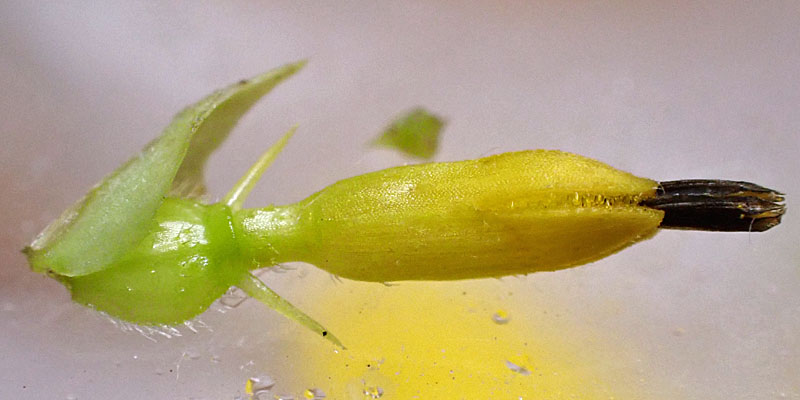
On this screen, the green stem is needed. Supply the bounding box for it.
[232,205,307,268]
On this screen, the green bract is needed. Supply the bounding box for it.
[372,108,444,159]
[25,61,342,347]
[26,61,306,277]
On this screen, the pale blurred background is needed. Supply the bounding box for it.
[1,2,798,399]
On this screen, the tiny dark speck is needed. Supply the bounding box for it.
[322,331,327,336]
[238,79,249,85]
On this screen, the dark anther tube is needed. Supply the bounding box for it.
[642,180,785,232]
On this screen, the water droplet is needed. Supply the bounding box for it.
[504,360,531,376]
[66,395,77,400]
[304,388,325,399]
[219,287,249,309]
[271,394,294,400]
[240,360,255,371]
[184,349,201,360]
[210,355,221,363]
[363,386,384,398]
[492,310,510,324]
[247,374,276,395]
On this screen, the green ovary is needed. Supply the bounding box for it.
[66,199,245,325]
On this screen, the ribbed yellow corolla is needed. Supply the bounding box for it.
[236,150,664,282]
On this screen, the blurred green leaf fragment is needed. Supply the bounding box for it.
[25,61,306,277]
[373,108,445,159]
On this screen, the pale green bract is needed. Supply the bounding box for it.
[25,61,306,277]
[373,107,444,159]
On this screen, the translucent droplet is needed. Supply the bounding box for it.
[247,374,276,396]
[492,310,510,324]
[303,388,325,399]
[240,360,255,371]
[363,386,384,398]
[210,355,221,363]
[184,349,201,360]
[271,263,295,274]
[219,269,271,310]
[66,395,77,400]
[219,287,249,309]
[504,360,531,376]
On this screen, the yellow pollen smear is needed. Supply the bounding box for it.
[280,275,647,399]
[244,378,253,396]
